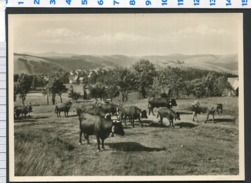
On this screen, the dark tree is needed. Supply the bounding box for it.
[132,60,156,98]
[47,78,68,104]
[16,74,33,105]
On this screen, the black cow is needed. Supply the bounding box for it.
[119,106,148,128]
[216,104,223,114]
[55,101,72,117]
[14,104,32,119]
[148,97,177,116]
[79,113,125,151]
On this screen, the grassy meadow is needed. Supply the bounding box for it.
[13,92,240,176]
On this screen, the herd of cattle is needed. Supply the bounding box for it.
[14,97,223,151]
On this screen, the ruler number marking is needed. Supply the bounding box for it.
[97,0,103,5]
[113,0,119,5]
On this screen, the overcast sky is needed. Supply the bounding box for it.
[9,13,242,56]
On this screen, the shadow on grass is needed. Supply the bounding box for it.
[147,122,166,128]
[145,121,198,128]
[142,120,155,124]
[55,114,78,118]
[205,118,236,123]
[14,115,50,123]
[14,118,36,123]
[32,116,49,119]
[175,122,198,128]
[107,142,166,152]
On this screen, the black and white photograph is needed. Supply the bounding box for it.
[8,13,244,181]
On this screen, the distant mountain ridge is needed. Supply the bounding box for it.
[13,52,238,75]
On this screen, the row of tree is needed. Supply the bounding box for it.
[82,60,234,99]
[14,73,67,105]
[14,59,236,105]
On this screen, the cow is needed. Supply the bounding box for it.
[14,104,33,119]
[157,107,180,128]
[191,101,223,123]
[205,107,219,123]
[93,102,118,116]
[77,104,107,119]
[118,106,148,128]
[216,104,223,114]
[79,113,125,151]
[148,97,177,116]
[55,101,72,117]
[192,101,201,122]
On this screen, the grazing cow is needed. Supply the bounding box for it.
[77,105,107,118]
[119,106,148,128]
[191,102,223,123]
[55,101,72,117]
[14,104,32,119]
[205,107,218,123]
[192,101,201,122]
[157,107,180,128]
[79,113,125,151]
[93,103,118,115]
[216,104,223,114]
[148,97,177,116]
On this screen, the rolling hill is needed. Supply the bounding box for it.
[13,52,238,75]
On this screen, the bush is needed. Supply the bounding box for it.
[68,91,81,100]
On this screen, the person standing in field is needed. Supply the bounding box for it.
[192,100,200,122]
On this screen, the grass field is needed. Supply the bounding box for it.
[13,92,240,176]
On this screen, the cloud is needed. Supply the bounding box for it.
[38,29,163,45]
[79,32,155,43]
[37,28,81,38]
[37,28,82,44]
[168,25,229,40]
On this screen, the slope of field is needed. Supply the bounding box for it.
[14,54,65,74]
[14,53,238,75]
[151,54,238,75]
[13,92,240,176]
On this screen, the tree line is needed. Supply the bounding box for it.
[14,59,236,105]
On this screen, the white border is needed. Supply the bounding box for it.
[8,13,245,182]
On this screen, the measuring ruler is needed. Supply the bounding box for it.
[5,0,251,8]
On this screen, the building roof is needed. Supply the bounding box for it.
[228,77,238,90]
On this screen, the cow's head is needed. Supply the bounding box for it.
[175,112,181,120]
[67,101,72,106]
[112,121,125,136]
[140,110,148,119]
[170,99,177,107]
